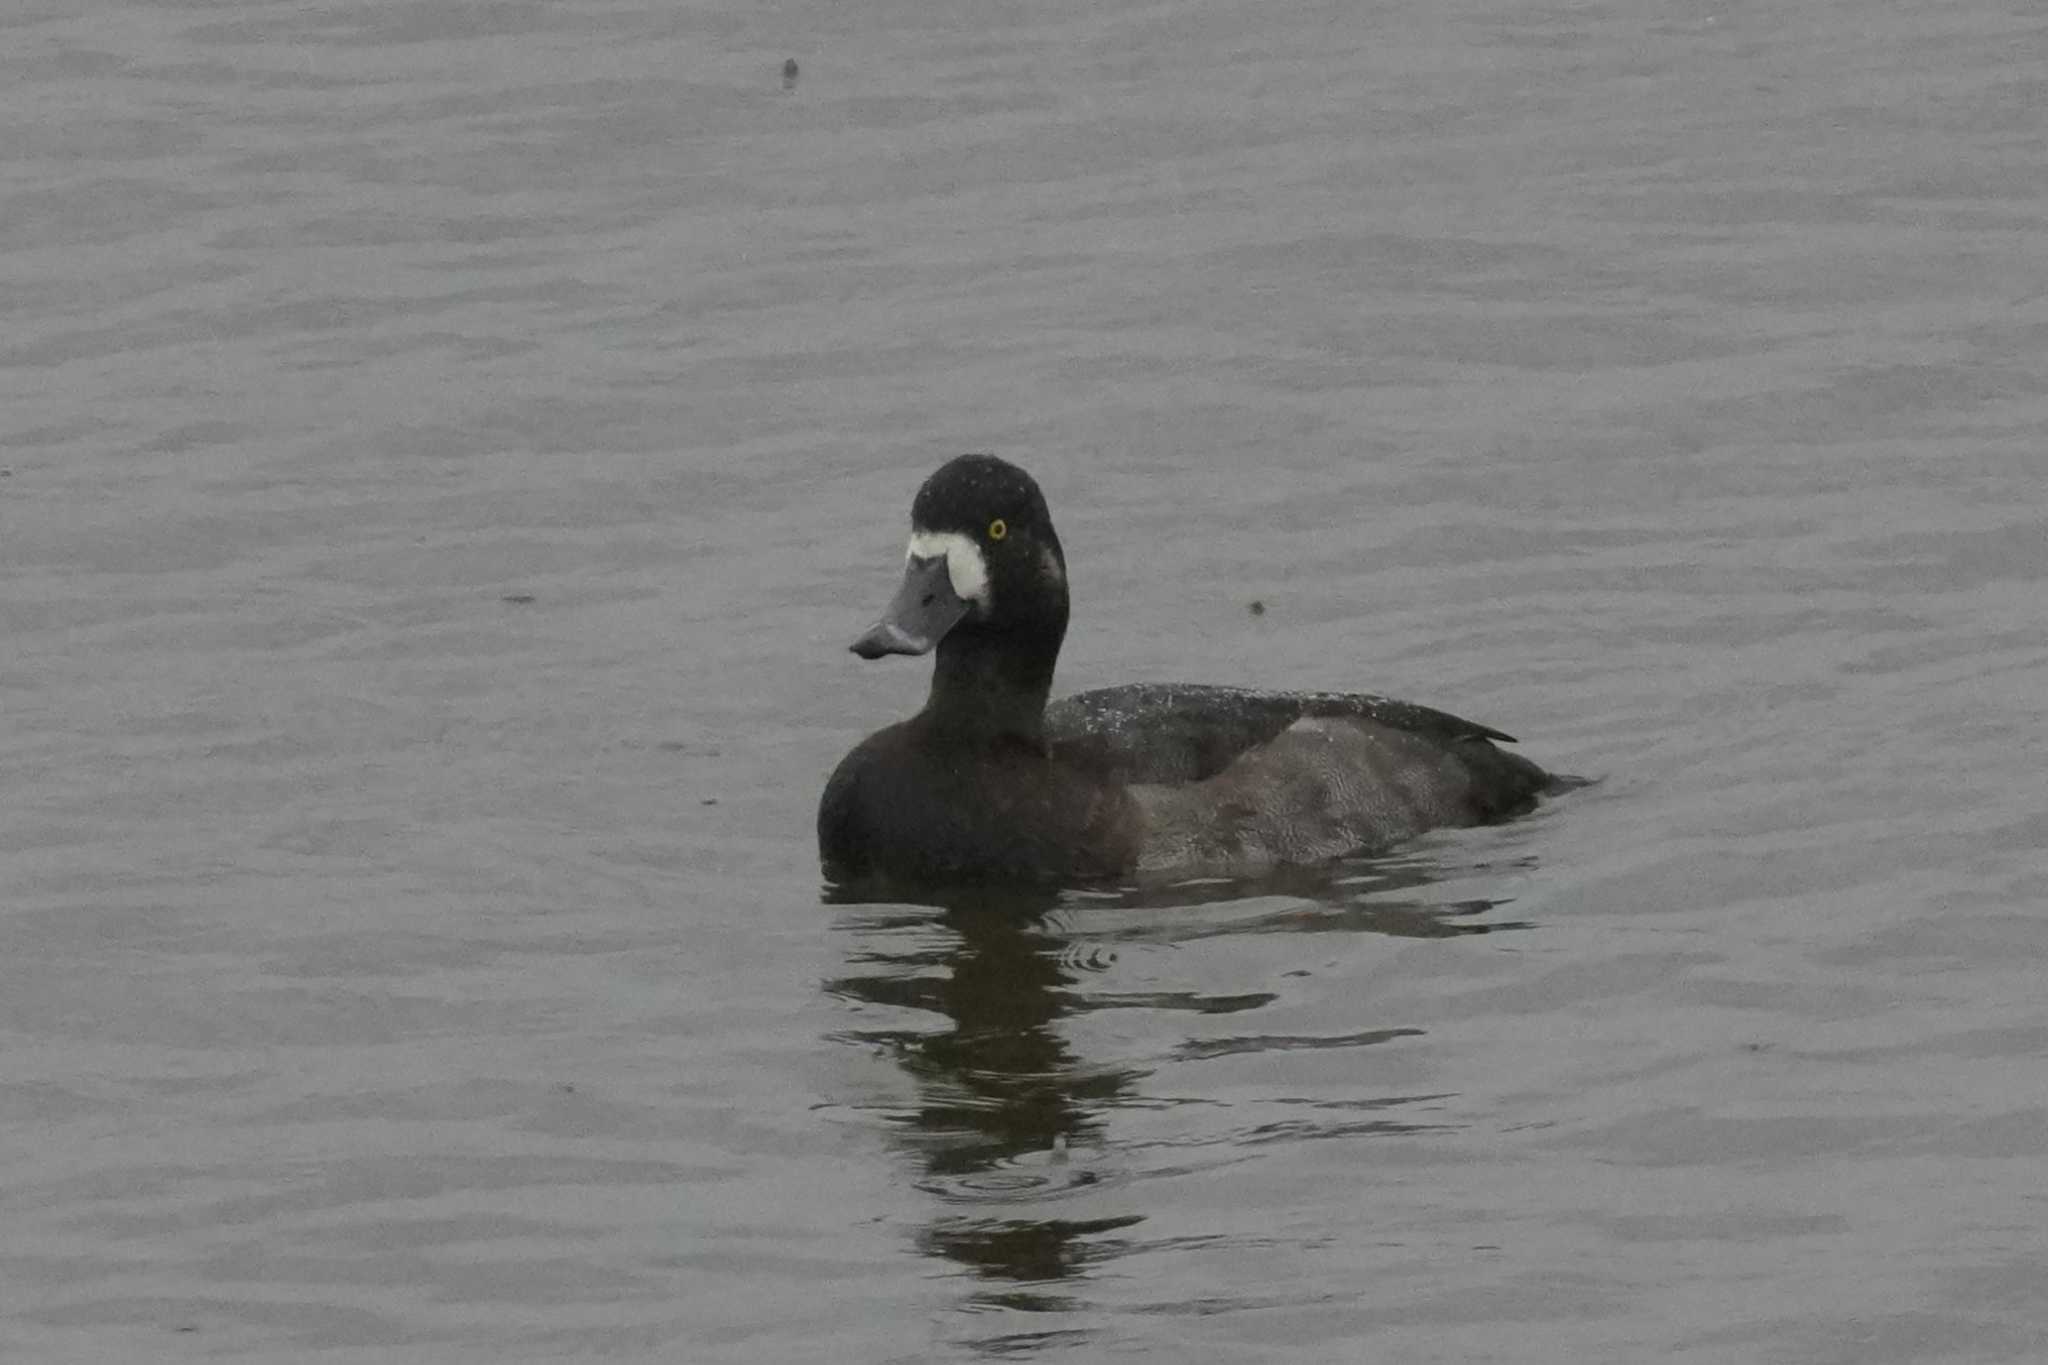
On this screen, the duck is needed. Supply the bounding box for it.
[818,454,1569,888]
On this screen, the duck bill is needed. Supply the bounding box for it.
[850,554,969,659]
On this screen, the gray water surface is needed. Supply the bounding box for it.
[3,1,2046,1361]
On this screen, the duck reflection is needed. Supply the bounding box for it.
[821,852,1526,1292]
[825,889,1126,1174]
[824,885,1147,1293]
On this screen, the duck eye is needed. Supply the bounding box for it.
[986,518,1007,541]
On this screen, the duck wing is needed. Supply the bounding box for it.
[1043,682,1519,786]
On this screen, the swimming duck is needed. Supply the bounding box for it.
[819,455,1567,887]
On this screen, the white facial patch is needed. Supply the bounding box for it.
[906,530,990,603]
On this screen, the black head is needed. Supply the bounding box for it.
[850,454,1068,662]
[847,456,1073,732]
[908,452,1055,546]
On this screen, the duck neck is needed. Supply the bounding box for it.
[923,629,1057,745]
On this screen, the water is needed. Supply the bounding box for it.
[3,1,2045,1360]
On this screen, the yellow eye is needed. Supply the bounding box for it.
[987,518,1007,541]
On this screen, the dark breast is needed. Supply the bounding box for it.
[818,722,1141,886]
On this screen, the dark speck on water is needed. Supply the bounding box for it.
[782,58,799,91]
[1247,599,1265,615]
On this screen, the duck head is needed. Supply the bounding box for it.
[851,455,1071,731]
[852,455,1068,659]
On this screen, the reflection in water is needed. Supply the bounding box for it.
[821,851,1530,1303]
[824,889,1149,1306]
[1098,851,1534,937]
[825,888,1128,1173]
